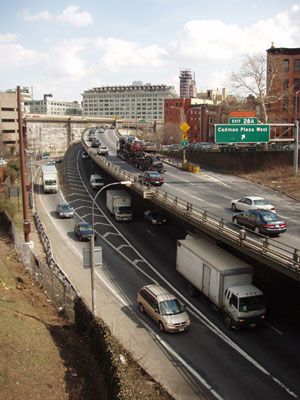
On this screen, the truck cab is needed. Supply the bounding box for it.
[224,285,266,329]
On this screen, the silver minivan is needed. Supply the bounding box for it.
[137,284,191,333]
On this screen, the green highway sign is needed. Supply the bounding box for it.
[215,124,270,144]
[181,140,189,146]
[229,117,258,124]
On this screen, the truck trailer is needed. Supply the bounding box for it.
[176,238,266,329]
[116,136,164,173]
[106,190,133,221]
[41,165,58,194]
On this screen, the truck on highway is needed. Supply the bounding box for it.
[176,238,266,329]
[106,190,133,222]
[116,135,164,173]
[41,165,58,194]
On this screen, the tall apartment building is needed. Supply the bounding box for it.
[267,46,300,137]
[179,69,197,98]
[25,95,83,116]
[0,91,19,153]
[82,83,176,120]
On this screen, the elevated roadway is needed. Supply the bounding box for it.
[82,129,300,282]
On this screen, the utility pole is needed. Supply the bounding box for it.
[17,86,31,242]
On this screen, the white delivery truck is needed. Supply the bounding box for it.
[41,165,58,193]
[176,238,266,329]
[106,190,133,221]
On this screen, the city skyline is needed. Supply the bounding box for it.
[0,0,300,102]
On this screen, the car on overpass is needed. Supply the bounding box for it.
[232,209,286,236]
[230,196,275,213]
[138,171,164,186]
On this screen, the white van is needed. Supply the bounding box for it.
[90,174,104,190]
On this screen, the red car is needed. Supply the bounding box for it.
[138,171,164,186]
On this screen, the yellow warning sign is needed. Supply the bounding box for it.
[180,122,190,133]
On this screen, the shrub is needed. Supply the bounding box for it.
[0,190,16,219]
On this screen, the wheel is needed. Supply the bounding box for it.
[231,203,237,211]
[139,303,144,313]
[233,217,238,225]
[158,321,164,332]
[254,226,260,234]
[224,314,233,330]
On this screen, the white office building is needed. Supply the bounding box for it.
[24,95,83,116]
[81,82,176,120]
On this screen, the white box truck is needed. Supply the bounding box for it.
[106,190,133,221]
[176,238,266,329]
[41,165,58,193]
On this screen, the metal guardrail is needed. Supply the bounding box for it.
[82,139,300,280]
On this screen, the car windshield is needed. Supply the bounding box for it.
[79,224,91,232]
[253,199,268,205]
[61,204,71,211]
[239,295,265,312]
[95,178,103,183]
[148,172,160,178]
[160,299,184,315]
[261,212,280,222]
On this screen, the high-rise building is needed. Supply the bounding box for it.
[267,45,300,137]
[81,83,176,120]
[179,69,197,98]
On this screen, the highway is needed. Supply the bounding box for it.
[35,128,300,400]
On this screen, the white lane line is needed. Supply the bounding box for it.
[166,170,230,187]
[94,268,224,400]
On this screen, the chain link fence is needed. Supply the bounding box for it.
[3,211,78,321]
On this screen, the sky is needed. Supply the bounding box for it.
[0,0,300,102]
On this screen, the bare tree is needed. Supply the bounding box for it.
[229,52,291,123]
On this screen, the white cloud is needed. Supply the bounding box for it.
[95,38,168,71]
[23,9,52,22]
[43,39,90,80]
[0,34,40,71]
[56,6,93,27]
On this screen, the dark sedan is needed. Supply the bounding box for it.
[138,171,164,186]
[144,210,167,225]
[232,209,287,236]
[91,139,101,148]
[74,222,96,241]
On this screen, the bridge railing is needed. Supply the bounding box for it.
[83,140,300,278]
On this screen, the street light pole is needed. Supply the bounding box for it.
[294,90,300,175]
[90,180,132,315]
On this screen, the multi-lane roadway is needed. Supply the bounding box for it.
[36,127,300,400]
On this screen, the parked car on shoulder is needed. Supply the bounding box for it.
[41,153,50,160]
[138,171,164,186]
[232,209,286,236]
[230,196,275,213]
[137,284,191,333]
[56,203,74,218]
[144,210,167,225]
[97,146,109,156]
[74,222,96,241]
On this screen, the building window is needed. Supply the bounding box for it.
[284,59,290,72]
[294,59,300,72]
[283,79,289,90]
[294,78,300,91]
[283,97,289,111]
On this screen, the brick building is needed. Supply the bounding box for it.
[267,46,300,137]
